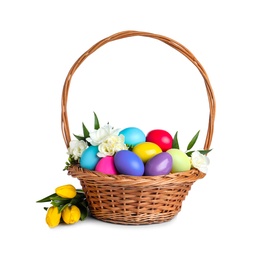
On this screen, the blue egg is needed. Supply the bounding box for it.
[114,150,144,176]
[119,127,146,147]
[80,145,100,170]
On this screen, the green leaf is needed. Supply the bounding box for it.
[127,144,134,151]
[73,134,85,141]
[77,203,89,221]
[63,164,70,171]
[51,199,71,208]
[58,203,70,213]
[93,112,100,130]
[172,131,180,149]
[82,123,90,138]
[63,164,69,171]
[186,150,194,157]
[198,149,212,155]
[68,156,76,163]
[63,155,78,171]
[36,193,57,203]
[187,130,200,151]
[69,194,84,205]
[50,195,72,201]
[186,149,212,157]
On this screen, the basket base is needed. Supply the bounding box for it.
[82,181,192,225]
[89,207,182,225]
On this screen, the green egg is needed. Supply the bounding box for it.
[166,148,191,172]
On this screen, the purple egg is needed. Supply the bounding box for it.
[114,150,144,176]
[144,152,173,176]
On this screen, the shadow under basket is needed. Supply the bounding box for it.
[68,165,206,225]
[62,30,216,225]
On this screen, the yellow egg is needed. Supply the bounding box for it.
[132,142,162,163]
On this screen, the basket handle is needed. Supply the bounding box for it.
[61,30,216,150]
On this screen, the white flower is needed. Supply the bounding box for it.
[97,134,128,157]
[86,124,120,146]
[67,140,88,160]
[191,151,210,173]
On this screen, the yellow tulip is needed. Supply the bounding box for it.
[46,206,61,228]
[62,205,81,224]
[55,184,77,199]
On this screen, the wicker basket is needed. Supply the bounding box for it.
[61,30,216,225]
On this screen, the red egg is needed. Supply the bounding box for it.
[146,129,173,152]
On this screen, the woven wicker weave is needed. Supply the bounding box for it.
[61,30,216,225]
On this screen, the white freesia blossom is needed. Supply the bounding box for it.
[191,151,210,173]
[86,124,120,146]
[97,134,128,157]
[67,140,88,160]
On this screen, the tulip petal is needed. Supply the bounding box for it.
[62,205,81,224]
[46,206,61,228]
[55,184,77,199]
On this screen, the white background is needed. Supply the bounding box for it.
[1,1,265,259]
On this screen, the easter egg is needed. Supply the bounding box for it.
[80,145,100,170]
[132,142,162,163]
[119,127,146,147]
[146,129,173,151]
[144,152,173,176]
[95,156,117,175]
[114,150,144,176]
[166,148,191,172]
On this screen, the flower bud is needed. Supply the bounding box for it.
[46,206,61,228]
[55,184,77,199]
[62,205,81,225]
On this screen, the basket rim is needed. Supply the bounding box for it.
[68,164,206,187]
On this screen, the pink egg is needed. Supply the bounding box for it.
[95,156,117,175]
